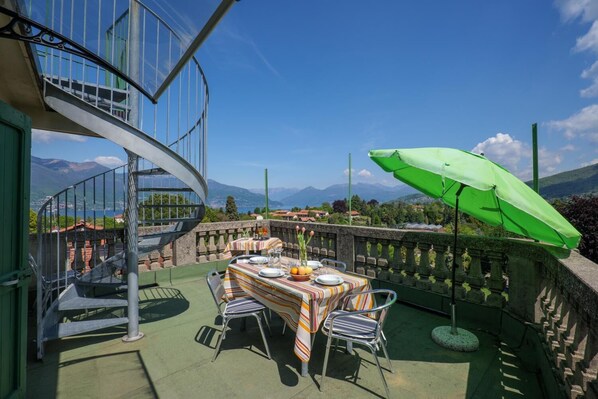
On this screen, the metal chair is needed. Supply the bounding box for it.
[320,258,347,272]
[206,269,272,361]
[227,254,256,266]
[319,289,397,399]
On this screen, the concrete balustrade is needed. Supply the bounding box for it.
[29,219,598,398]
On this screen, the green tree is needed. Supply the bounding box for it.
[202,206,226,223]
[332,199,347,214]
[225,196,239,221]
[350,195,366,214]
[554,195,598,263]
[29,209,37,233]
[140,193,192,220]
[321,202,333,214]
[254,207,261,214]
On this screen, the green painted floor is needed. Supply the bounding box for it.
[26,265,544,398]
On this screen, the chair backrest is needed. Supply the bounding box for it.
[374,289,397,337]
[206,269,226,313]
[320,258,347,272]
[227,254,256,266]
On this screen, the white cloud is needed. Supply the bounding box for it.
[471,133,563,179]
[471,133,530,173]
[580,60,598,97]
[562,144,576,151]
[343,168,355,176]
[358,169,372,177]
[32,129,87,143]
[581,158,598,166]
[555,0,598,23]
[547,104,598,141]
[574,20,598,54]
[93,156,125,168]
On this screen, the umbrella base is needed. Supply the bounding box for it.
[431,326,479,352]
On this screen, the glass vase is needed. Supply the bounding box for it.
[299,246,308,267]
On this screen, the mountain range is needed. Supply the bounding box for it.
[29,156,598,210]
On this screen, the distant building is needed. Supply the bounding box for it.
[115,214,124,223]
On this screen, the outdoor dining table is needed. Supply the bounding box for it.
[223,260,374,376]
[222,237,283,258]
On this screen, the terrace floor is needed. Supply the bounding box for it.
[26,264,545,398]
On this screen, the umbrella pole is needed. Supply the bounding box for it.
[431,183,478,352]
[450,185,464,335]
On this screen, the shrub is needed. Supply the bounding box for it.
[554,195,598,263]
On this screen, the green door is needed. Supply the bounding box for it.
[0,101,31,399]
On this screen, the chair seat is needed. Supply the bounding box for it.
[322,310,378,340]
[224,297,266,315]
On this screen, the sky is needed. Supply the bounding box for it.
[32,0,598,190]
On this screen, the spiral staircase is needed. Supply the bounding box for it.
[0,0,235,359]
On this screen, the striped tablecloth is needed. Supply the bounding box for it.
[223,262,373,362]
[222,237,283,259]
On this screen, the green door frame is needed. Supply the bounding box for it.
[0,100,31,399]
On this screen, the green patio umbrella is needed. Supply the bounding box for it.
[369,147,581,351]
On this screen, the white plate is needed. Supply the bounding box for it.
[306,260,322,269]
[315,274,344,286]
[258,268,284,278]
[249,256,269,264]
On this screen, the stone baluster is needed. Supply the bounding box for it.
[320,233,329,258]
[90,240,103,269]
[366,239,379,278]
[162,245,173,268]
[465,248,485,304]
[149,250,161,270]
[390,241,404,284]
[217,229,227,259]
[290,229,299,259]
[197,231,208,263]
[327,233,336,259]
[311,232,321,259]
[377,240,391,281]
[578,324,598,396]
[485,251,506,308]
[415,242,432,290]
[207,230,218,261]
[452,247,466,300]
[561,306,587,393]
[354,236,368,275]
[227,228,236,246]
[402,241,417,286]
[431,244,448,294]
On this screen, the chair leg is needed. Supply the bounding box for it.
[254,314,271,360]
[212,318,230,362]
[368,344,390,399]
[319,334,334,391]
[380,340,393,373]
[262,310,272,337]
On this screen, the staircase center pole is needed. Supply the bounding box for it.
[123,0,143,342]
[123,150,143,342]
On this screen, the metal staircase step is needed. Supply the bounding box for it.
[139,230,186,240]
[134,168,169,176]
[46,317,129,340]
[138,187,193,192]
[58,296,127,311]
[139,217,203,224]
[77,274,127,287]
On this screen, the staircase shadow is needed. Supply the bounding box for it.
[65,286,190,325]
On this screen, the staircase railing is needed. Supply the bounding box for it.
[28,0,215,358]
